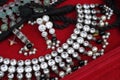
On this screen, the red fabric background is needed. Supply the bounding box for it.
[0,0,120,80]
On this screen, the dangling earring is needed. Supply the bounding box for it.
[12,28,37,56]
[36,15,60,50]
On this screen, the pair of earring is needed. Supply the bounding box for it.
[36,15,60,50]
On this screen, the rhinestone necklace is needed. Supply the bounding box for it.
[0,4,113,80]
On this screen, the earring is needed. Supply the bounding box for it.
[12,28,37,56]
[36,15,60,50]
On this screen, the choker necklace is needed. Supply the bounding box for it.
[0,4,113,80]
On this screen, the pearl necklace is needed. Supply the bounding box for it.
[0,4,113,80]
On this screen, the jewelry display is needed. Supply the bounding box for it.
[0,2,114,80]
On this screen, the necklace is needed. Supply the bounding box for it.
[0,3,113,80]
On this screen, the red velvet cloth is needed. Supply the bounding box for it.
[0,0,120,80]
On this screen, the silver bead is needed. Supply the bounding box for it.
[38,56,45,62]
[83,4,90,9]
[76,23,83,29]
[74,28,80,34]
[67,47,74,54]
[76,4,82,9]
[17,73,23,80]
[55,56,62,63]
[71,33,77,40]
[25,59,31,66]
[84,19,91,25]
[40,62,48,69]
[43,69,50,75]
[8,73,14,80]
[80,31,87,38]
[77,18,83,23]
[66,57,73,65]
[8,66,16,73]
[92,46,98,52]
[90,28,96,33]
[101,15,107,21]
[79,47,85,53]
[59,71,65,78]
[1,64,8,72]
[87,51,93,56]
[34,71,41,80]
[83,25,90,32]
[99,21,105,27]
[33,64,40,71]
[62,43,69,49]
[61,52,69,59]
[48,59,55,66]
[10,59,17,66]
[72,42,80,49]
[51,51,58,57]
[25,73,32,80]
[45,54,52,60]
[17,66,24,74]
[25,66,32,73]
[83,41,89,46]
[3,58,10,65]
[87,34,93,40]
[84,9,91,14]
[59,62,65,69]
[66,66,72,74]
[90,4,95,8]
[18,60,24,66]
[32,58,38,64]
[72,52,80,60]
[57,47,63,53]
[0,56,3,63]
[0,71,4,78]
[77,37,84,44]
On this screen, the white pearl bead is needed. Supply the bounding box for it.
[87,51,93,56]
[41,31,48,37]
[38,24,46,32]
[36,18,43,24]
[49,28,55,34]
[46,21,53,29]
[46,40,52,45]
[101,15,107,21]
[92,46,98,52]
[42,15,49,22]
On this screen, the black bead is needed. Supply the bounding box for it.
[79,60,85,67]
[99,31,106,36]
[40,75,47,80]
[72,66,78,71]
[52,37,57,42]
[96,39,103,44]
[98,4,104,10]
[50,77,56,80]
[26,43,33,49]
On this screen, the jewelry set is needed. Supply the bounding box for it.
[0,0,114,80]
